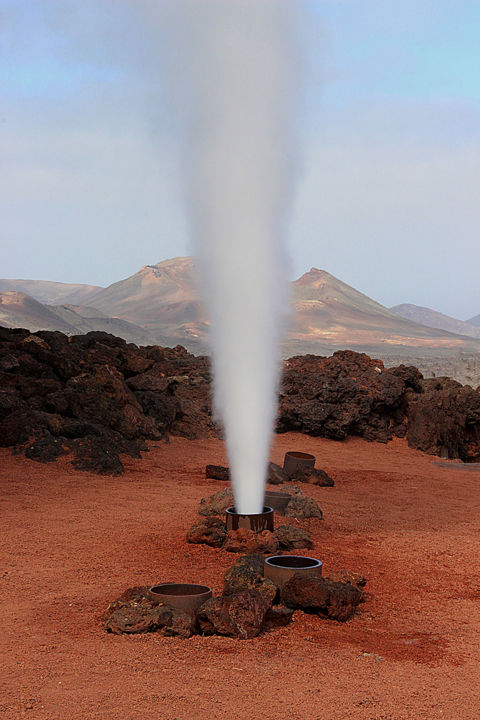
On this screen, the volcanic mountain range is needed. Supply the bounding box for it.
[1,257,480,366]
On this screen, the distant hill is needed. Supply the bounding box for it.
[84,257,208,349]
[0,279,102,305]
[390,303,480,340]
[0,291,154,346]
[467,314,480,328]
[3,259,480,363]
[285,269,480,355]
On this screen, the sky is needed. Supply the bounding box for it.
[1,0,479,320]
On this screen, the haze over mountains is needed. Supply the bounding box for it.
[1,257,479,384]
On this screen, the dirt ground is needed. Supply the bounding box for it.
[1,433,479,720]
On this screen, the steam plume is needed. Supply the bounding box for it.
[168,0,301,513]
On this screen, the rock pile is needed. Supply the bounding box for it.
[105,555,366,638]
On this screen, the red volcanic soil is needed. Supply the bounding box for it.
[1,434,480,720]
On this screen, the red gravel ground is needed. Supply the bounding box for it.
[1,433,479,720]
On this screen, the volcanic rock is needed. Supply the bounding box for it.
[284,491,323,520]
[2,327,480,472]
[197,590,272,639]
[326,570,367,591]
[186,517,227,548]
[281,575,363,621]
[267,462,289,485]
[24,433,68,463]
[198,487,234,517]
[292,467,335,487]
[407,377,480,462]
[205,464,230,482]
[274,525,313,550]
[263,604,295,630]
[223,554,278,603]
[104,586,173,635]
[223,529,279,554]
[278,350,423,443]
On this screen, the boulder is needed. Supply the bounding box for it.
[277,351,423,443]
[223,529,279,554]
[104,586,173,635]
[224,554,278,604]
[274,525,313,550]
[284,491,323,520]
[198,487,234,517]
[281,575,363,621]
[186,517,227,548]
[205,464,230,482]
[197,589,272,639]
[326,570,367,591]
[267,462,289,485]
[263,604,295,630]
[104,586,196,637]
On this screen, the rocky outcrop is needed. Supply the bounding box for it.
[0,328,216,473]
[2,327,479,471]
[278,352,422,443]
[407,377,480,462]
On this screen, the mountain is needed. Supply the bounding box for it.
[285,269,480,355]
[390,304,480,340]
[3,259,480,362]
[0,279,102,305]
[83,257,480,356]
[0,291,154,346]
[84,257,208,348]
[467,315,480,327]
[0,292,78,333]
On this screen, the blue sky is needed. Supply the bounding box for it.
[1,0,479,318]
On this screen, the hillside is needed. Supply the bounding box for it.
[0,279,102,305]
[0,292,154,345]
[2,258,480,383]
[391,303,480,340]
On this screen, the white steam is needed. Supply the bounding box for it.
[164,0,301,513]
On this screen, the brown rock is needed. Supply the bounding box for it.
[224,554,278,604]
[186,517,226,548]
[205,464,230,482]
[281,574,363,621]
[267,462,289,485]
[198,487,234,517]
[301,468,335,487]
[284,492,323,520]
[274,524,313,550]
[263,604,295,630]
[326,570,367,590]
[407,377,480,462]
[197,590,272,639]
[223,528,279,554]
[104,586,172,634]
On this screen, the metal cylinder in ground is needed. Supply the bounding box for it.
[283,451,315,476]
[149,583,212,613]
[264,490,291,514]
[264,555,323,588]
[225,505,274,533]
